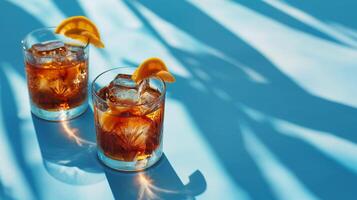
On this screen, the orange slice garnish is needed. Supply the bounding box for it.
[132,57,175,83]
[55,16,104,48]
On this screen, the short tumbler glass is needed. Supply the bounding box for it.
[92,67,166,171]
[22,27,89,121]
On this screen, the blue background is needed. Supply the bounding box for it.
[1,0,357,199]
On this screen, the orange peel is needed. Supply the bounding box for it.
[132,57,175,83]
[55,16,104,48]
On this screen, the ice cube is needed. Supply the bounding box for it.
[66,44,86,61]
[29,41,69,64]
[108,86,139,104]
[110,74,136,88]
[104,74,160,108]
[66,44,83,53]
[127,88,161,115]
[97,87,109,100]
[31,41,67,57]
[107,74,140,104]
[137,79,149,96]
[139,88,161,105]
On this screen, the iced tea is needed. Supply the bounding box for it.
[92,69,166,171]
[23,27,89,121]
[26,42,88,110]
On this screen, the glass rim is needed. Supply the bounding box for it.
[91,67,167,107]
[21,27,90,50]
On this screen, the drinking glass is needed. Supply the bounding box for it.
[22,27,89,121]
[92,67,166,171]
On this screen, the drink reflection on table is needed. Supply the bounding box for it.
[31,109,104,185]
[104,154,207,200]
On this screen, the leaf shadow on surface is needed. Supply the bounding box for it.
[234,0,357,48]
[0,69,41,200]
[283,0,357,30]
[128,0,357,199]
[54,0,87,17]
[0,180,15,200]
[0,1,46,199]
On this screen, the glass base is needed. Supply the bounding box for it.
[31,102,88,121]
[97,146,163,171]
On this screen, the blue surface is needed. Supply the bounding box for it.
[1,0,357,199]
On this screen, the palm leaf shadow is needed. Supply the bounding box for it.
[0,69,41,200]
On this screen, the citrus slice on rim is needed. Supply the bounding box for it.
[132,57,176,83]
[55,16,104,48]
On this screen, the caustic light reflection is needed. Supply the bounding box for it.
[137,174,180,200]
[59,113,95,146]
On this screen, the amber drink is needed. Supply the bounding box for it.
[23,28,89,121]
[92,68,165,171]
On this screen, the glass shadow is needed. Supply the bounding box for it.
[104,154,207,200]
[31,108,104,185]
